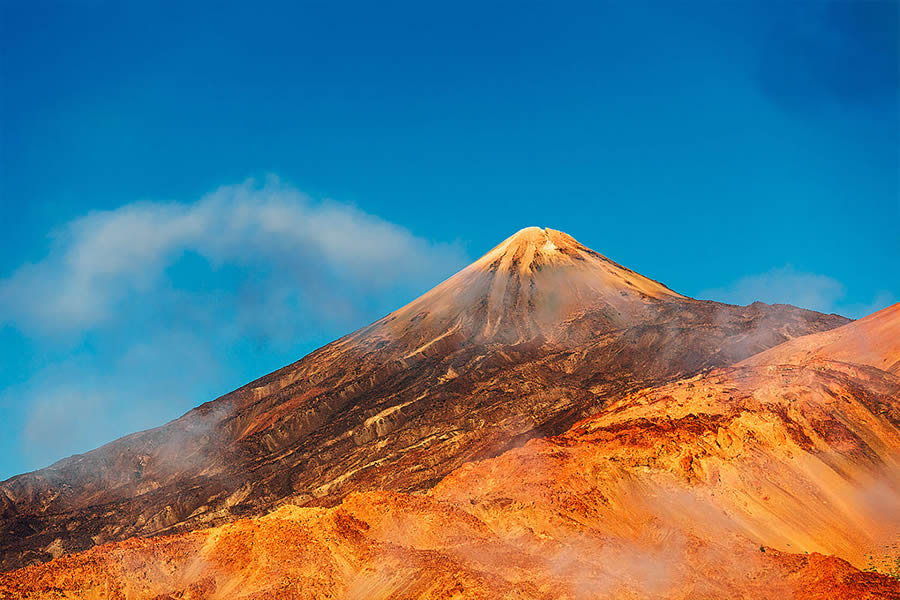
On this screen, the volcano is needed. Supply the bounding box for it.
[0,227,851,573]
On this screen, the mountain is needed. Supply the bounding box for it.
[0,227,850,572]
[2,300,897,597]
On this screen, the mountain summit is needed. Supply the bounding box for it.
[0,229,849,571]
[473,227,679,300]
[378,227,683,346]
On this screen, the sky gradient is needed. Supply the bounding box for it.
[1,0,898,480]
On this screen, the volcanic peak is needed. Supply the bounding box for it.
[457,226,679,299]
[474,226,592,274]
[371,226,687,346]
[0,226,857,579]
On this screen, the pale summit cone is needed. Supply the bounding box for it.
[0,227,849,573]
[470,226,682,301]
[369,226,683,347]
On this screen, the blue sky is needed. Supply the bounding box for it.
[0,1,897,480]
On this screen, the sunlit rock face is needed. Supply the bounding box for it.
[0,228,850,575]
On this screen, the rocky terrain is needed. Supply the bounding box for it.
[1,302,897,598]
[0,227,870,592]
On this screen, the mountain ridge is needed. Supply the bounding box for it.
[0,228,850,572]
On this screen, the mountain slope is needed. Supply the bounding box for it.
[741,302,900,374]
[2,303,897,598]
[0,228,849,571]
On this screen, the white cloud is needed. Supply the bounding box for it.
[0,176,466,334]
[699,265,896,319]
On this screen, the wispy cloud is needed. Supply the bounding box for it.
[700,265,896,319]
[0,176,465,334]
[0,177,468,475]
